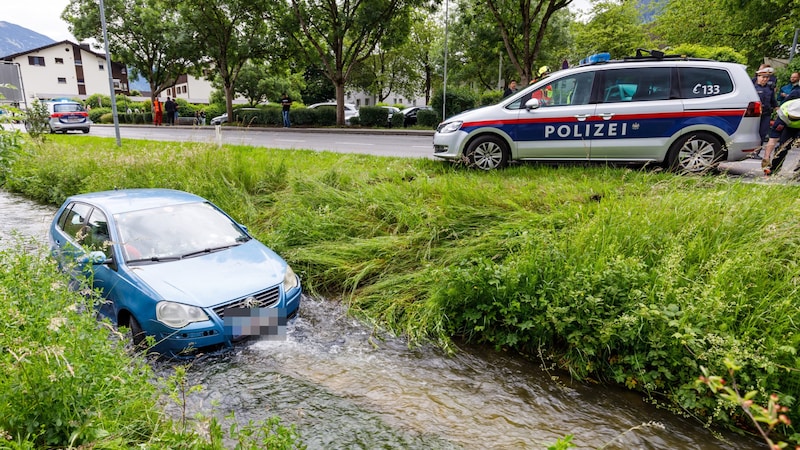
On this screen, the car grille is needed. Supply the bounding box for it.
[212,286,280,319]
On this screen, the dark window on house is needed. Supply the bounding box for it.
[55,58,64,64]
[98,64,104,71]
[28,56,45,66]
[57,77,67,84]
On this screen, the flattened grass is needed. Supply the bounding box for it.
[6,135,799,442]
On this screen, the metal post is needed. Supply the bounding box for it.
[99,0,121,146]
[442,0,449,121]
[790,28,799,64]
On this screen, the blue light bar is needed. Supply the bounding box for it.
[579,52,610,66]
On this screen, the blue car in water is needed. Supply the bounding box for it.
[48,188,301,355]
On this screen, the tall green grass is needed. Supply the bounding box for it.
[5,135,799,443]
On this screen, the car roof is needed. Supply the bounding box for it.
[66,188,206,214]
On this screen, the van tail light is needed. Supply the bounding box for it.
[745,101,762,117]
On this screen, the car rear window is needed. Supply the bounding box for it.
[678,68,734,98]
[53,103,84,113]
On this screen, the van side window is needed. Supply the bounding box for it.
[678,68,734,98]
[601,67,672,103]
[507,72,595,109]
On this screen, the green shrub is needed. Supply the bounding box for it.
[417,109,440,128]
[99,112,114,124]
[358,106,389,127]
[430,86,478,119]
[480,90,503,106]
[390,111,405,128]
[88,107,112,123]
[310,107,337,126]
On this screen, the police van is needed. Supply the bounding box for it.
[433,50,763,172]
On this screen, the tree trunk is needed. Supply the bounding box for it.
[335,81,347,126]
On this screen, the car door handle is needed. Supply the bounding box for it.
[598,113,615,120]
[575,114,591,121]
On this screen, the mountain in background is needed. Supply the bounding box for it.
[0,21,56,57]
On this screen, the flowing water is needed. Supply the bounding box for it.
[2,190,761,449]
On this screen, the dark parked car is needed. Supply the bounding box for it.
[48,188,302,355]
[399,105,433,127]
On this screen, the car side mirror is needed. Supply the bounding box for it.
[79,250,109,265]
[525,98,543,110]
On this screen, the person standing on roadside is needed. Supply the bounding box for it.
[281,93,291,128]
[164,97,176,126]
[753,68,778,157]
[779,72,800,104]
[152,98,162,126]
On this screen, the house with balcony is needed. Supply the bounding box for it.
[0,40,128,107]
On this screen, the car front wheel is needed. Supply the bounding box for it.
[128,315,147,349]
[465,135,509,170]
[666,132,723,173]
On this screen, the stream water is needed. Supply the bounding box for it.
[1,189,761,449]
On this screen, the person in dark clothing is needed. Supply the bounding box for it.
[164,97,176,126]
[753,68,778,157]
[281,93,291,128]
[503,80,517,98]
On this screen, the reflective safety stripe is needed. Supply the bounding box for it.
[777,101,800,128]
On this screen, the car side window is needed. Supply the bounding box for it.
[507,72,595,109]
[600,67,672,103]
[60,202,92,241]
[678,67,734,98]
[85,209,111,256]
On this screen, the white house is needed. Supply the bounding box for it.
[0,40,129,108]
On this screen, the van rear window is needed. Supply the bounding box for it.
[678,68,733,98]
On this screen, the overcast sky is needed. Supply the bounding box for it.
[5,1,75,41]
[4,0,592,44]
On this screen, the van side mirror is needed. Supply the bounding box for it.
[525,98,543,110]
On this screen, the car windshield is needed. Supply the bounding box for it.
[115,202,249,263]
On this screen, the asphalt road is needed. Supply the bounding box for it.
[89,124,437,159]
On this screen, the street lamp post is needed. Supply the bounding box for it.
[99,0,121,146]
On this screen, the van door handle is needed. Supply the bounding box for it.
[598,113,615,120]
[575,114,591,121]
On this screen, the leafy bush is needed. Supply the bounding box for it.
[358,106,389,127]
[417,109,440,128]
[22,99,50,140]
[669,44,747,64]
[480,89,504,106]
[430,86,478,119]
[390,111,405,128]
[88,107,112,123]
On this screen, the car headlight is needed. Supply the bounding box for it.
[437,121,463,133]
[283,265,299,292]
[156,301,209,328]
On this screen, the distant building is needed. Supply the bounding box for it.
[0,40,128,107]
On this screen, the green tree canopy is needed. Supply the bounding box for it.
[62,0,195,104]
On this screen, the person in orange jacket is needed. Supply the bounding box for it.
[152,98,163,126]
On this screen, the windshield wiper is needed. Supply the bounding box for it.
[180,243,241,259]
[126,256,181,264]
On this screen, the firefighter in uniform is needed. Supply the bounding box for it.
[762,98,800,176]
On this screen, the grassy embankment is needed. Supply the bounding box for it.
[4,134,799,445]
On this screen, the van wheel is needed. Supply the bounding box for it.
[666,132,723,173]
[466,135,509,170]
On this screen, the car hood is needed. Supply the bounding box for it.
[127,240,287,308]
[444,105,494,123]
